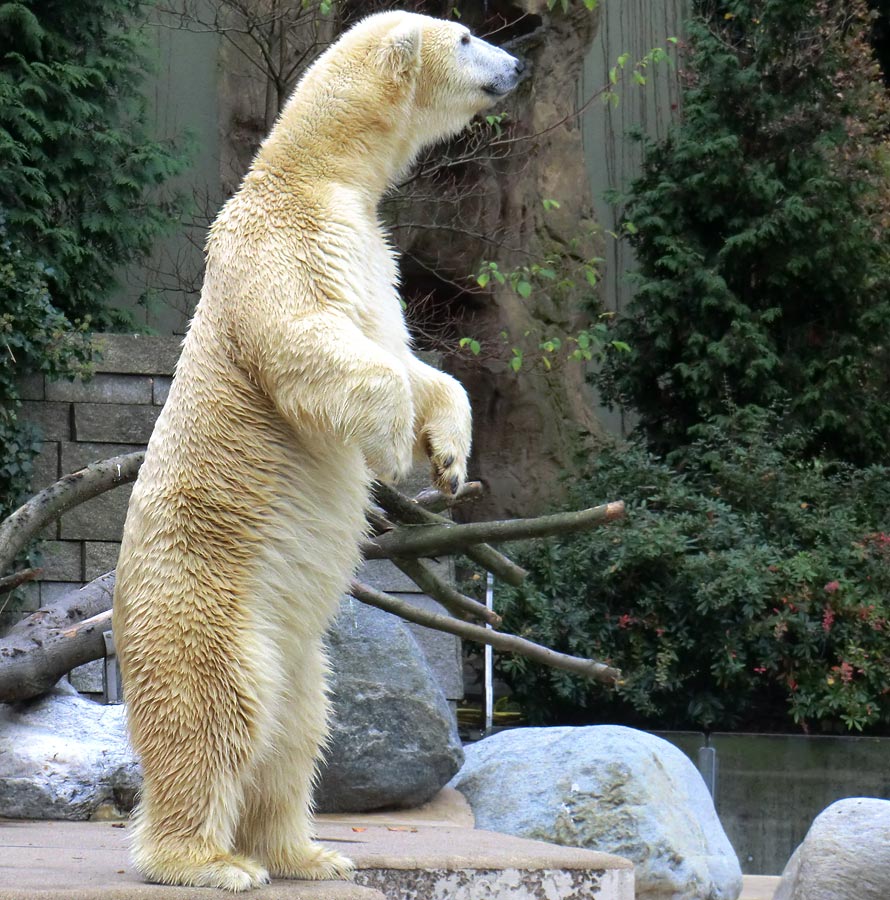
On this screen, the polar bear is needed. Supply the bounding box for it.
[112,10,522,893]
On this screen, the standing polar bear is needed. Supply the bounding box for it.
[113,9,522,893]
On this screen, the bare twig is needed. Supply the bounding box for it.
[373,482,529,586]
[392,557,501,627]
[349,579,620,685]
[0,567,41,596]
[363,501,625,562]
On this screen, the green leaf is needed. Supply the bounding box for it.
[516,280,532,299]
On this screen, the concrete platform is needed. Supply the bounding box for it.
[741,875,780,900]
[0,790,633,900]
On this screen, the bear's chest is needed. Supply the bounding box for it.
[341,228,410,358]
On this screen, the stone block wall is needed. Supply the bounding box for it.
[12,335,180,624]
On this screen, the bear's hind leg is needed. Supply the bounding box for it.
[236,641,354,881]
[126,653,272,892]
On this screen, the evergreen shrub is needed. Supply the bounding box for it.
[497,411,890,734]
[0,0,188,546]
[599,0,890,464]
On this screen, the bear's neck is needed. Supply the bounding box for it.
[253,103,422,203]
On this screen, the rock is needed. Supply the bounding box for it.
[0,600,462,819]
[450,725,742,900]
[0,681,138,820]
[316,597,464,812]
[774,797,890,900]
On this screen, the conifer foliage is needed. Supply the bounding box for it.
[601,0,890,464]
[0,0,187,521]
[0,0,188,328]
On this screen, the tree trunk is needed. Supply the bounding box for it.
[395,1,612,521]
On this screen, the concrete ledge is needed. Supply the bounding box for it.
[0,820,383,900]
[0,813,633,900]
[742,875,779,900]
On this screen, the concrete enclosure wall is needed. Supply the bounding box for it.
[658,731,890,875]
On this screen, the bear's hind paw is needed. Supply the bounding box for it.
[143,853,270,892]
[269,842,355,881]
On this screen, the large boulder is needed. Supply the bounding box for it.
[0,681,138,819]
[774,797,890,900]
[316,598,464,812]
[450,725,742,900]
[0,600,462,819]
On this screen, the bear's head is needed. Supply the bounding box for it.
[262,11,524,192]
[372,11,525,144]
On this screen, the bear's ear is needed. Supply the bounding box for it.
[375,19,423,79]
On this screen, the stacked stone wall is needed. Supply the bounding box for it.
[12,335,180,625]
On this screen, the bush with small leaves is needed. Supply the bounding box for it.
[496,410,890,734]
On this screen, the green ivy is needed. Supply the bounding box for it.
[599,0,890,464]
[0,0,190,329]
[0,214,91,524]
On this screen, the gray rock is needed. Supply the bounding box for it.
[0,600,462,819]
[774,797,890,900]
[0,682,139,820]
[450,725,742,900]
[316,597,464,812]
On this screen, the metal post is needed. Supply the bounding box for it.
[103,630,123,705]
[484,572,494,735]
[698,745,717,797]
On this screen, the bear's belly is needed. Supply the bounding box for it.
[116,382,370,649]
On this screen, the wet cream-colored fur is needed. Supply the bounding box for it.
[113,11,521,893]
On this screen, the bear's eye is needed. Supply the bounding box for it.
[460,33,471,45]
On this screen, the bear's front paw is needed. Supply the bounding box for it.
[428,442,468,496]
[268,842,354,881]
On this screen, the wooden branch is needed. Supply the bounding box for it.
[363,501,625,562]
[4,571,116,638]
[392,557,501,627]
[373,482,529,586]
[0,452,144,574]
[0,609,112,704]
[0,572,117,704]
[412,481,486,512]
[0,452,626,703]
[0,567,41,596]
[349,579,620,685]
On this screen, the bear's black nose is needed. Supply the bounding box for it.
[514,58,526,75]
